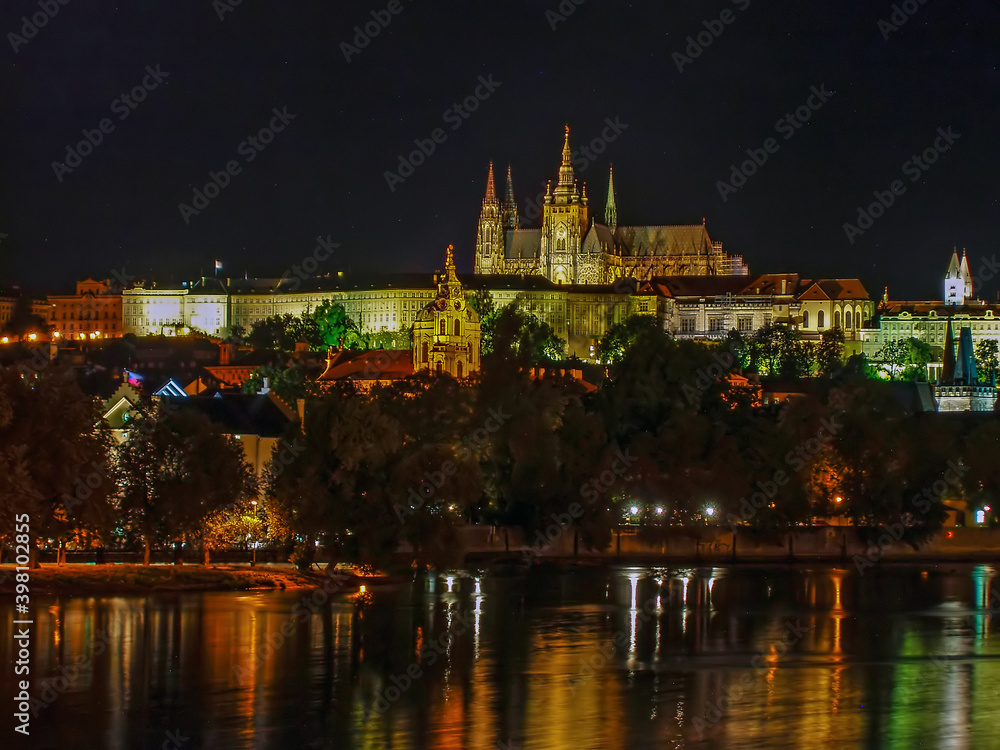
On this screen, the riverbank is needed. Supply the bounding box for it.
[0,564,360,596]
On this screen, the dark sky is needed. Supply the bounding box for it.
[2,0,998,299]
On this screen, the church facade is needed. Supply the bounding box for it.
[474,126,749,284]
[412,246,481,379]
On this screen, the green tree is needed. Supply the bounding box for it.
[313,301,362,349]
[489,303,565,366]
[117,404,257,564]
[596,315,661,365]
[360,327,412,351]
[468,290,500,356]
[242,364,307,401]
[816,327,846,376]
[901,338,934,381]
[874,340,908,381]
[975,339,999,384]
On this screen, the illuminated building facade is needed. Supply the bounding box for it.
[474,126,748,284]
[654,274,873,343]
[47,278,123,340]
[413,247,481,378]
[860,253,1000,375]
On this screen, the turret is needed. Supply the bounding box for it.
[605,164,618,232]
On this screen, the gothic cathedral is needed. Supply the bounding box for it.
[475,127,749,284]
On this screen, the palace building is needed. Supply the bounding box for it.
[860,250,1000,378]
[474,126,748,284]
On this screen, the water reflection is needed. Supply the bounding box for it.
[4,565,1000,748]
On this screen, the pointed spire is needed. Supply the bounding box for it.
[504,165,518,229]
[484,162,497,204]
[605,164,618,231]
[960,248,973,300]
[555,125,576,197]
[942,317,956,383]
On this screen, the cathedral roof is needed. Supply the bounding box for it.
[504,229,542,259]
[582,223,616,254]
[613,224,713,257]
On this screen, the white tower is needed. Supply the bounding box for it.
[944,249,973,305]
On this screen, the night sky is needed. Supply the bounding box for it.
[3,0,998,299]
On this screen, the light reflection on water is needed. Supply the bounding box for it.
[2,565,1000,748]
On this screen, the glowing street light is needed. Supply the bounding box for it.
[655,507,664,515]
[704,506,716,518]
[629,506,639,515]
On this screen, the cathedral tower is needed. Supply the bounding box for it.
[541,126,589,284]
[474,163,504,275]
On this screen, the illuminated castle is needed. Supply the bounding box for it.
[474,126,748,285]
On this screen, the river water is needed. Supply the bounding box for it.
[2,564,1000,749]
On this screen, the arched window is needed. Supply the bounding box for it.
[439,320,446,336]
[802,310,810,328]
[835,311,841,328]
[436,363,443,375]
[456,361,463,379]
[818,310,825,329]
[855,311,862,329]
[454,319,461,337]
[844,310,852,329]
[421,342,429,362]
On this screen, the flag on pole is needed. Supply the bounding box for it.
[215,260,223,271]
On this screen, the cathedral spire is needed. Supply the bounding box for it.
[505,164,518,229]
[555,125,576,198]
[605,164,618,231]
[484,162,497,204]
